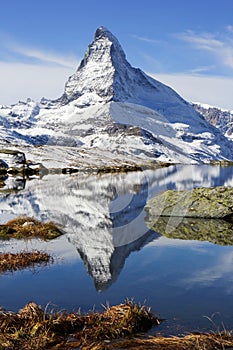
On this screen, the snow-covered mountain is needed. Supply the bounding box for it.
[193,103,233,140]
[0,26,233,167]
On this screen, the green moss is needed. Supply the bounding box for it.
[0,226,15,237]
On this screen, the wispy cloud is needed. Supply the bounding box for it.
[0,62,74,105]
[226,25,233,34]
[176,29,233,70]
[0,34,78,68]
[131,34,161,45]
[189,65,216,74]
[6,43,78,68]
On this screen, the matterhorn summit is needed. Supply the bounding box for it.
[61,26,200,118]
[62,26,128,105]
[0,26,233,168]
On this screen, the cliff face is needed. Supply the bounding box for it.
[0,27,233,166]
[193,103,233,139]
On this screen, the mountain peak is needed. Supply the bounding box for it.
[59,27,222,125]
[94,26,114,40]
[62,26,128,105]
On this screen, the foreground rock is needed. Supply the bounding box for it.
[145,186,233,244]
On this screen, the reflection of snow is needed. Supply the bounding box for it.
[0,165,232,290]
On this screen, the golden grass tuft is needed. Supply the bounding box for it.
[0,301,159,349]
[0,251,52,273]
[0,301,233,349]
[0,216,62,240]
[76,301,160,342]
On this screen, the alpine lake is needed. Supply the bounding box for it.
[1,164,233,336]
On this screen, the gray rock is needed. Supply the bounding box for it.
[0,149,26,169]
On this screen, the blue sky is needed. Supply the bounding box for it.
[0,0,233,109]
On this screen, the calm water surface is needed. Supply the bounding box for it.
[1,164,233,335]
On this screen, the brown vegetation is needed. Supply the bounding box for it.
[0,301,159,349]
[91,333,233,349]
[0,251,52,273]
[0,300,232,349]
[0,216,62,240]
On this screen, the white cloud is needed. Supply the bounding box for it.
[0,62,75,105]
[178,251,233,290]
[0,33,79,68]
[131,34,161,44]
[176,29,233,70]
[189,65,215,74]
[5,42,78,68]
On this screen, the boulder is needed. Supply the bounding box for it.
[0,149,44,175]
[0,149,26,171]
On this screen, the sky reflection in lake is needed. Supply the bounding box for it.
[0,165,233,334]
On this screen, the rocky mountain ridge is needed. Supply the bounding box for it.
[193,102,233,140]
[0,26,233,168]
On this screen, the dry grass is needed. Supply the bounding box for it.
[0,301,159,349]
[0,216,62,240]
[0,251,52,273]
[0,301,233,349]
[89,333,233,350]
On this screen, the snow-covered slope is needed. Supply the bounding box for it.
[0,26,233,167]
[193,103,233,140]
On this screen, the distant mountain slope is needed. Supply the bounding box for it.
[0,26,233,168]
[193,103,233,140]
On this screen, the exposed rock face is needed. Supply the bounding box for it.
[62,26,201,117]
[0,27,233,166]
[193,103,233,140]
[145,186,233,219]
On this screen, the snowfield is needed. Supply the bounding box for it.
[0,26,233,169]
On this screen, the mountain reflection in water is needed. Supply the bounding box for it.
[0,165,233,292]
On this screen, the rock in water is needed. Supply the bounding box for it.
[0,149,26,170]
